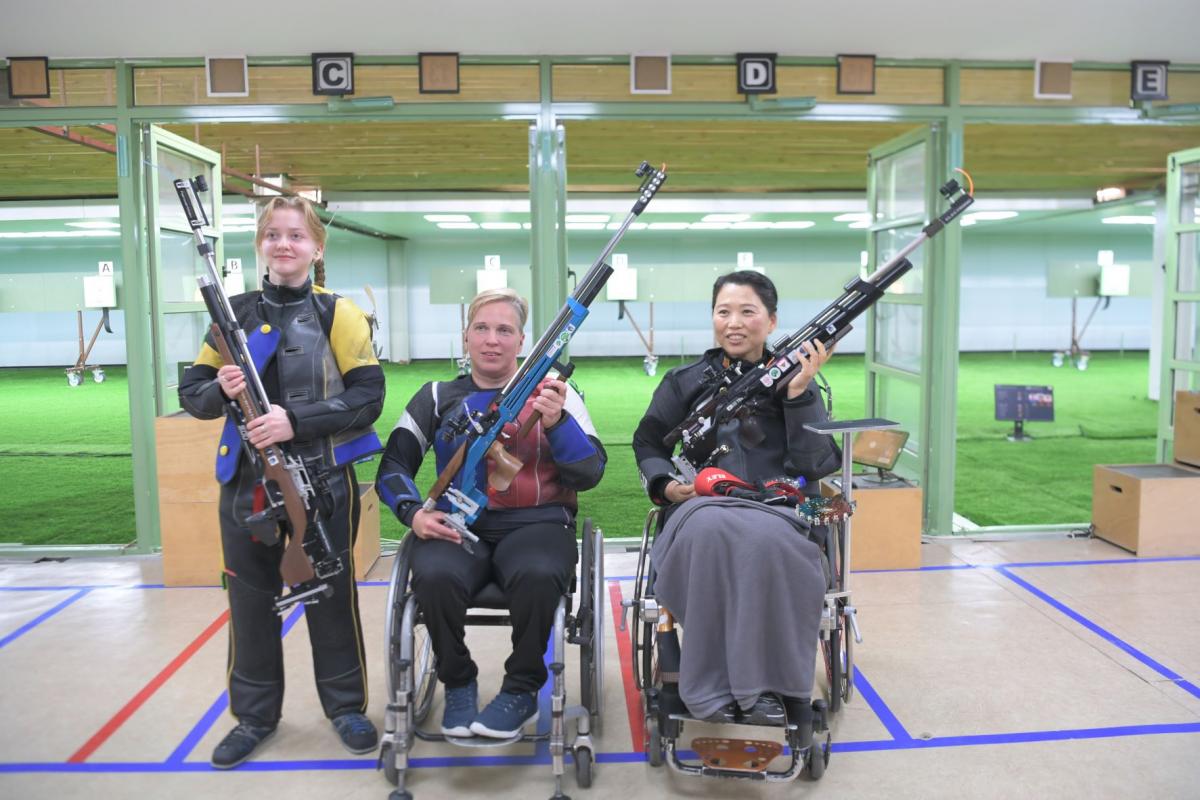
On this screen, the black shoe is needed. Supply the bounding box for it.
[211,721,276,769]
[698,700,740,724]
[332,712,378,754]
[739,694,786,726]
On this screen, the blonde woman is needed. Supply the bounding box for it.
[179,196,385,768]
[377,288,605,739]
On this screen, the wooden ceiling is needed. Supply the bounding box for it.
[0,118,1196,200]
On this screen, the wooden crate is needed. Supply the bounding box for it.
[820,478,922,570]
[1092,464,1200,557]
[155,413,381,586]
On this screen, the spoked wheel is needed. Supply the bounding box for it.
[578,519,605,734]
[411,622,437,723]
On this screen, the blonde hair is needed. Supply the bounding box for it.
[255,196,327,284]
[467,287,529,328]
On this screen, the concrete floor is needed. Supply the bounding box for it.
[2,536,1199,799]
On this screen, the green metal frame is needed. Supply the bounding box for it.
[3,56,1200,555]
[145,124,223,418]
[1157,145,1200,459]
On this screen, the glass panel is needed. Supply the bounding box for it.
[156,149,214,231]
[874,225,923,293]
[158,231,213,304]
[873,144,926,222]
[875,373,922,451]
[1179,162,1200,226]
[1179,231,1199,293]
[161,311,210,396]
[875,302,924,372]
[1176,302,1200,362]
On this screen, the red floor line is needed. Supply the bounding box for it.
[67,609,231,764]
[608,581,644,753]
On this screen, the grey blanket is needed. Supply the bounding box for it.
[651,496,828,719]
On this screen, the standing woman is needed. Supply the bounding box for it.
[632,269,840,721]
[377,288,605,740]
[179,196,385,768]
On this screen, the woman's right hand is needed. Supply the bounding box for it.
[664,480,696,504]
[216,365,246,399]
[412,508,463,544]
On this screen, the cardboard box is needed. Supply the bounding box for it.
[1174,390,1200,469]
[820,478,922,570]
[156,413,381,586]
[1091,464,1200,556]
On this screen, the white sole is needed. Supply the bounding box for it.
[469,711,539,739]
[441,724,473,737]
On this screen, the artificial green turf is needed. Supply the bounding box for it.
[0,350,1162,545]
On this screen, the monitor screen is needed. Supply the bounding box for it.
[994,384,1055,422]
[852,428,909,471]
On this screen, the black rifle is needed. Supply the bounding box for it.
[665,178,974,479]
[175,175,342,614]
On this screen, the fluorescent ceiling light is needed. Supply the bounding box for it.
[1097,249,1115,267]
[848,221,871,229]
[834,213,872,223]
[962,211,1018,223]
[0,230,120,238]
[701,213,750,223]
[480,222,522,230]
[66,220,121,229]
[648,222,690,230]
[522,222,532,230]
[730,221,773,230]
[425,214,472,223]
[565,214,609,223]
[628,222,648,230]
[1100,215,1156,225]
[688,222,731,230]
[566,222,606,230]
[771,221,815,229]
[437,222,480,230]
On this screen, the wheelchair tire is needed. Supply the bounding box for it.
[578,520,605,733]
[574,746,594,788]
[645,715,664,767]
[411,622,438,724]
[381,741,399,786]
[807,734,830,780]
[827,626,843,714]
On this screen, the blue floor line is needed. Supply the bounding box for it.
[851,666,913,742]
[0,588,92,651]
[1002,555,1200,569]
[995,566,1200,701]
[165,604,307,765]
[6,721,1200,775]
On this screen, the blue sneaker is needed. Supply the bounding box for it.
[469,690,539,739]
[441,680,478,737]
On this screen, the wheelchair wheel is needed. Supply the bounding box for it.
[411,622,437,723]
[807,734,830,780]
[825,625,844,714]
[645,714,664,767]
[574,746,594,788]
[578,519,605,732]
[381,740,400,786]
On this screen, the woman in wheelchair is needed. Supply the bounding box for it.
[377,288,606,740]
[632,270,840,732]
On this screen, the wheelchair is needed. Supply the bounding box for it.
[378,519,605,800]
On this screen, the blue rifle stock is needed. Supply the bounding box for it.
[424,161,668,549]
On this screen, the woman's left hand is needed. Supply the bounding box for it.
[246,404,295,448]
[532,378,567,428]
[785,339,834,399]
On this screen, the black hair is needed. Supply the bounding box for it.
[711,270,778,316]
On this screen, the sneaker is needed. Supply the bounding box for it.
[469,690,539,739]
[441,680,479,737]
[210,721,276,769]
[739,694,786,726]
[331,712,378,755]
[698,700,740,724]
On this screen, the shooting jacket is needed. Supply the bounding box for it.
[633,346,841,505]
[179,278,385,484]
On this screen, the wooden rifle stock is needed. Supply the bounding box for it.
[212,326,314,585]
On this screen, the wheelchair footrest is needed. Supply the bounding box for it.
[690,738,782,773]
[443,733,524,748]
